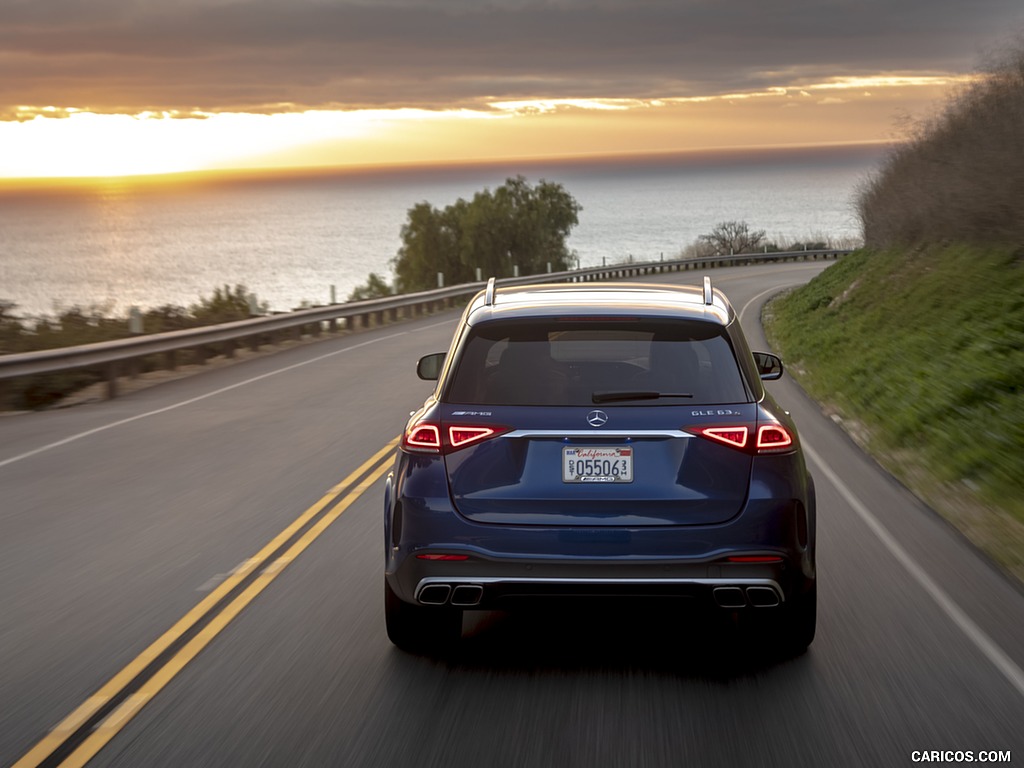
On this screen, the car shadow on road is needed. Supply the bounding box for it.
[424,602,809,680]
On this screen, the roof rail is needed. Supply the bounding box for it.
[484,276,497,306]
[703,276,713,305]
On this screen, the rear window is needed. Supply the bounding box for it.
[445,318,749,406]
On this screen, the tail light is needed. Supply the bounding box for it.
[402,421,510,454]
[404,423,442,452]
[689,422,795,455]
[696,426,749,449]
[755,424,793,453]
[449,425,501,449]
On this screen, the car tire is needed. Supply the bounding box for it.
[773,581,817,658]
[384,578,462,654]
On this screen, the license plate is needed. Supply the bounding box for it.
[562,446,633,483]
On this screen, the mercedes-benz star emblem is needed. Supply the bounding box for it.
[587,409,609,428]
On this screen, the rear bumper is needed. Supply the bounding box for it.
[385,546,808,611]
[384,455,816,610]
[412,575,785,610]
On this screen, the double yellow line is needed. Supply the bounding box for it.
[14,439,397,768]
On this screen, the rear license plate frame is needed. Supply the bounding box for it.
[562,446,634,483]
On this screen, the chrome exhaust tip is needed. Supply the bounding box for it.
[418,584,452,605]
[746,586,781,607]
[451,584,483,607]
[712,586,747,609]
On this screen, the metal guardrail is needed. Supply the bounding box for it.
[0,249,849,399]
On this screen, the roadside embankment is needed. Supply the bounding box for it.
[764,245,1024,584]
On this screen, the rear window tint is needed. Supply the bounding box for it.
[445,319,749,406]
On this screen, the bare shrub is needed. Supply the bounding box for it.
[697,221,767,255]
[857,39,1024,248]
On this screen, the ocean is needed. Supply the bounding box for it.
[0,144,884,319]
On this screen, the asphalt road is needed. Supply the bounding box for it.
[2,262,1022,768]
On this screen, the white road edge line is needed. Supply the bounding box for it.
[0,320,454,471]
[804,442,1024,699]
[738,282,800,326]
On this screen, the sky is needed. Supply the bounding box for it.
[1,0,1022,179]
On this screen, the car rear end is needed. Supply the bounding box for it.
[384,282,816,654]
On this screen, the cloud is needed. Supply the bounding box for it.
[0,0,1021,116]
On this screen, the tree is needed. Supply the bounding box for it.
[348,272,395,301]
[391,176,581,292]
[698,221,767,255]
[392,202,464,291]
[190,284,258,324]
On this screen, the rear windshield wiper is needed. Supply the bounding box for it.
[591,391,694,404]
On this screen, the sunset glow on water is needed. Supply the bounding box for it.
[0,145,877,318]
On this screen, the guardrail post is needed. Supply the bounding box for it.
[106,362,119,399]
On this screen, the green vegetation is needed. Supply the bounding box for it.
[390,175,581,292]
[347,272,395,302]
[768,246,1022,513]
[766,42,1024,581]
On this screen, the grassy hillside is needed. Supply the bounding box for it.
[765,245,1023,580]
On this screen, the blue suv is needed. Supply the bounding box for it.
[384,278,816,655]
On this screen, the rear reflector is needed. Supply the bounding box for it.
[416,554,470,561]
[726,555,784,563]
